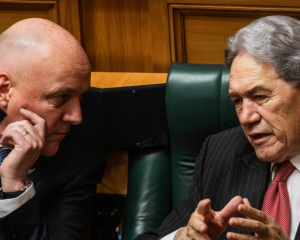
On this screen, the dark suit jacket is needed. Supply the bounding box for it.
[137,126,300,240]
[0,127,105,240]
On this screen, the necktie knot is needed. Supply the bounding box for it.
[273,160,296,182]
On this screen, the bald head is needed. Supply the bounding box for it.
[0,19,91,156]
[0,18,90,86]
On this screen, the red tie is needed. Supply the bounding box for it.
[261,160,295,235]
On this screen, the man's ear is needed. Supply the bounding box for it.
[0,73,10,109]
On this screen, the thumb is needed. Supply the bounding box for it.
[217,196,243,223]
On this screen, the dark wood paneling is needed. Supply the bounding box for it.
[0,0,81,42]
[167,0,300,6]
[80,0,171,73]
[0,0,58,33]
[58,0,81,42]
[169,4,300,64]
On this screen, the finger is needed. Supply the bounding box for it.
[186,224,210,240]
[20,108,46,139]
[238,204,269,224]
[242,198,251,219]
[243,198,251,207]
[1,130,28,147]
[1,125,27,147]
[189,217,208,233]
[196,199,211,223]
[229,217,268,235]
[218,196,243,222]
[3,121,41,140]
[227,231,255,240]
[1,124,43,149]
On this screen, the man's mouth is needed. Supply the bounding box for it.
[249,133,272,144]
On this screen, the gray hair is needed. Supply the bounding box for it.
[225,15,300,87]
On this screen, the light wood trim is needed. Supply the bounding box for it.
[91,72,168,89]
[169,4,300,63]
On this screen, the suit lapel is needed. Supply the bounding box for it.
[295,224,300,240]
[224,151,270,210]
[27,156,49,184]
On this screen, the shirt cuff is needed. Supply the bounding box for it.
[0,181,35,218]
[161,229,181,240]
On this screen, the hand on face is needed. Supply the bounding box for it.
[227,199,289,240]
[174,196,243,240]
[0,108,46,192]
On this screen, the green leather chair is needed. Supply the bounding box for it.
[122,62,240,240]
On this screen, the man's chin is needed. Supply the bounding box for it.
[254,147,282,163]
[40,142,60,157]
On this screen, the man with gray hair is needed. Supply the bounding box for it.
[0,18,104,239]
[137,15,300,240]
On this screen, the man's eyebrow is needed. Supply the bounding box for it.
[43,87,79,99]
[228,86,271,99]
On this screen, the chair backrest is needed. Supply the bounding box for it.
[123,62,240,239]
[166,62,240,208]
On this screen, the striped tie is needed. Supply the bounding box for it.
[0,148,11,165]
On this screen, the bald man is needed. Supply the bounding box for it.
[0,19,104,239]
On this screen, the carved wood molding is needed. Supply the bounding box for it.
[0,0,81,43]
[168,4,300,63]
[0,1,58,23]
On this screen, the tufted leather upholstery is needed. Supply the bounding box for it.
[123,62,240,240]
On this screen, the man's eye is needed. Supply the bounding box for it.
[57,95,69,101]
[254,95,267,102]
[52,95,70,107]
[233,98,242,105]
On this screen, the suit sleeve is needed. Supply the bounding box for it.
[135,136,211,240]
[0,155,105,240]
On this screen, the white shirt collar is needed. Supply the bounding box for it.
[270,154,300,173]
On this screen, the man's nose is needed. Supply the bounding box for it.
[238,99,260,126]
[62,101,82,125]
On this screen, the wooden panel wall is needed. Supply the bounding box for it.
[0,0,81,42]
[80,0,300,72]
[80,0,171,73]
[168,3,300,64]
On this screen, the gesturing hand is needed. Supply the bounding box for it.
[0,108,46,192]
[227,201,289,240]
[174,196,244,240]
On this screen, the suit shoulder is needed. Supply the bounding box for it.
[207,126,253,156]
[211,126,244,138]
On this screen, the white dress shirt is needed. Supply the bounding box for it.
[162,155,300,240]
[0,182,35,218]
